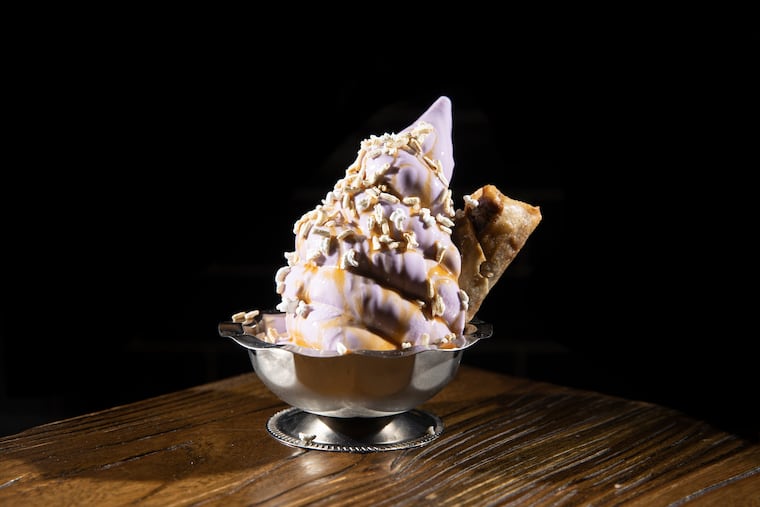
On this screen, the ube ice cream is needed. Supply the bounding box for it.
[273,96,468,353]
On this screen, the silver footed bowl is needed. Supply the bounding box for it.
[218,311,493,418]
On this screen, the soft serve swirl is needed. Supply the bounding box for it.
[273,97,468,353]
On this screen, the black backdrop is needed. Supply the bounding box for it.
[2,33,756,440]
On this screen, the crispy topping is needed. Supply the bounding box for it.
[265,326,280,343]
[319,236,331,256]
[276,296,299,314]
[432,294,445,317]
[464,194,479,208]
[312,225,331,237]
[373,203,385,224]
[340,249,359,269]
[404,231,419,249]
[337,229,357,241]
[436,213,455,228]
[379,192,399,204]
[403,196,421,207]
[459,289,470,311]
[390,209,406,230]
[419,208,436,228]
[275,266,290,294]
[296,300,311,318]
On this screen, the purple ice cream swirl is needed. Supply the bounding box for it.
[273,96,468,353]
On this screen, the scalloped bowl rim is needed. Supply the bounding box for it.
[218,310,493,358]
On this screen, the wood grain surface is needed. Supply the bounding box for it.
[1,366,758,506]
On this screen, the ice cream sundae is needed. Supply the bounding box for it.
[232,96,541,354]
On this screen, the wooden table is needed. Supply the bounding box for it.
[1,365,758,506]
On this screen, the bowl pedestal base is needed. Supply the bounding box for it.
[266,407,444,452]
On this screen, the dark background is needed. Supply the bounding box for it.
[2,30,756,440]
